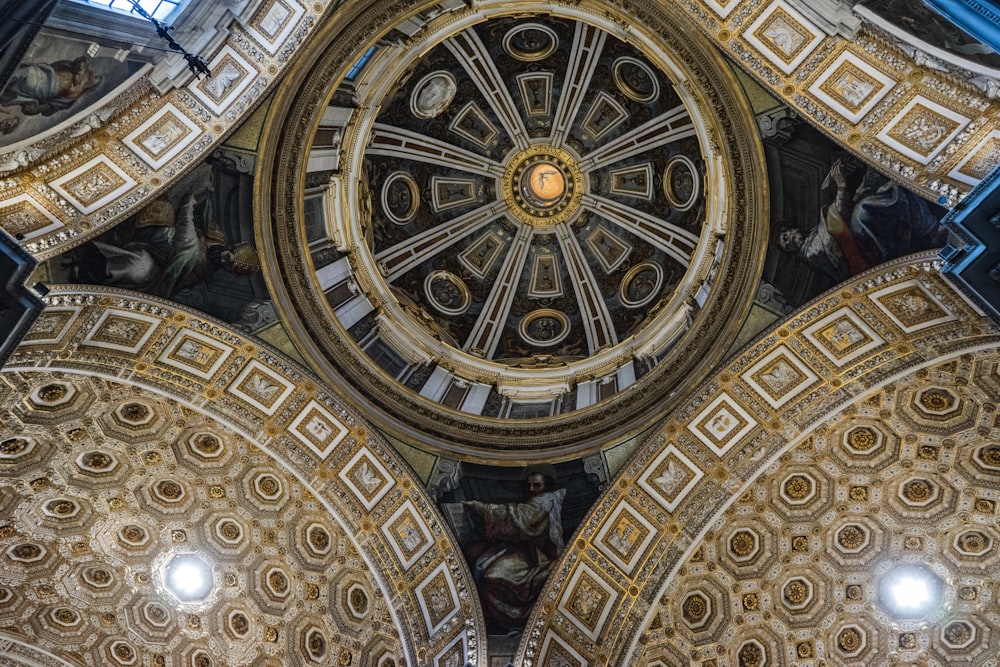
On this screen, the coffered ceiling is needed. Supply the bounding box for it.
[0,1,998,666]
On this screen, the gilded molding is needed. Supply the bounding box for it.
[4,285,486,666]
[256,0,770,461]
[525,252,1000,666]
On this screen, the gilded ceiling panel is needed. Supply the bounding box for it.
[639,351,1000,665]
[522,253,1000,666]
[0,287,484,666]
[0,0,992,282]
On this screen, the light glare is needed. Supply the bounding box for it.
[168,562,205,595]
[879,565,941,618]
[890,576,930,609]
[163,554,212,602]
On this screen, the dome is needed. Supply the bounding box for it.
[259,2,769,460]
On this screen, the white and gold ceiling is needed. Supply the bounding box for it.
[1,0,1000,666]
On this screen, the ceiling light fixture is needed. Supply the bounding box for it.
[163,553,213,602]
[878,564,942,618]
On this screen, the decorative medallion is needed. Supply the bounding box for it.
[519,309,571,347]
[503,23,559,61]
[157,329,232,380]
[742,346,819,409]
[620,261,664,308]
[381,172,420,224]
[339,448,395,511]
[663,155,700,211]
[613,57,660,103]
[502,145,584,227]
[381,500,433,570]
[82,310,159,354]
[226,360,294,416]
[410,71,457,119]
[425,271,471,315]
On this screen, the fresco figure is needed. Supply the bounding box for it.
[70,188,259,297]
[1,56,102,118]
[859,0,1000,69]
[460,466,566,632]
[779,160,945,284]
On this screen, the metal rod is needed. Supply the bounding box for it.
[125,0,211,79]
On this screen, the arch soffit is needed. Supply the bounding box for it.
[0,0,994,258]
[523,252,1000,666]
[4,286,486,667]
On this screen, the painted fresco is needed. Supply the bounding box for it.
[438,461,602,638]
[857,0,1000,69]
[47,152,274,330]
[0,30,147,143]
[760,121,947,309]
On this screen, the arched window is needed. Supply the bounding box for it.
[69,0,189,22]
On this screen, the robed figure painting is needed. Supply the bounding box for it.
[444,467,566,633]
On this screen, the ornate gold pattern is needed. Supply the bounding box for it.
[537,255,999,667]
[847,426,877,451]
[2,288,480,666]
[752,8,812,64]
[730,530,756,558]
[737,640,765,667]
[902,478,935,503]
[885,102,962,158]
[836,525,866,550]
[838,627,863,652]
[782,474,812,501]
[0,0,996,664]
[819,61,882,112]
[1,0,991,258]
[502,145,583,228]
[957,136,1000,182]
[60,163,127,208]
[920,389,955,412]
[783,580,809,606]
